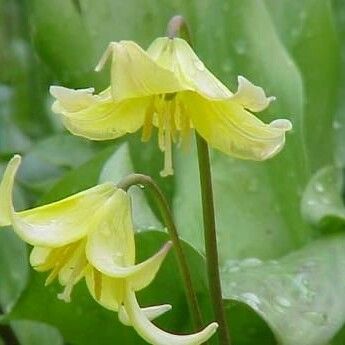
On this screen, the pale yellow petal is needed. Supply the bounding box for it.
[87,198,172,286]
[86,189,136,269]
[230,76,275,112]
[147,37,232,100]
[51,86,149,140]
[183,92,292,160]
[0,155,21,227]
[95,41,185,100]
[85,267,124,311]
[123,287,218,345]
[13,183,116,247]
[50,86,98,113]
[118,304,172,326]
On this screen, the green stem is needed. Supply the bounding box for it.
[195,134,231,345]
[117,174,204,331]
[167,15,231,345]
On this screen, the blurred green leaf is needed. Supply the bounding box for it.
[0,230,28,314]
[301,166,345,230]
[11,320,63,345]
[99,142,161,230]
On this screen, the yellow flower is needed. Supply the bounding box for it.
[50,37,292,177]
[0,155,218,345]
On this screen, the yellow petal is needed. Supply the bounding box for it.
[85,267,124,311]
[95,41,185,100]
[0,155,20,227]
[86,189,136,269]
[183,91,292,160]
[147,37,232,100]
[13,177,116,247]
[51,86,148,140]
[87,197,172,286]
[123,287,218,345]
[118,304,172,326]
[230,76,275,112]
[50,86,97,113]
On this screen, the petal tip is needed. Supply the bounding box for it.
[270,119,292,131]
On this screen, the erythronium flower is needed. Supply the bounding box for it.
[0,155,218,345]
[50,37,292,176]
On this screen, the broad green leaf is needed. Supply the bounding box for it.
[99,142,161,230]
[0,230,28,314]
[301,166,345,229]
[11,320,63,345]
[265,0,341,171]
[221,234,345,345]
[19,134,100,197]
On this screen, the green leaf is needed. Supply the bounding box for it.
[221,234,345,345]
[301,166,345,230]
[11,320,63,345]
[0,230,28,314]
[99,142,161,230]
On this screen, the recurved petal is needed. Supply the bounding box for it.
[95,41,185,100]
[50,86,98,113]
[118,304,172,326]
[85,267,124,311]
[13,182,116,247]
[123,287,218,345]
[183,91,292,161]
[0,155,21,227]
[52,86,149,140]
[147,37,232,100]
[230,76,276,112]
[87,201,172,287]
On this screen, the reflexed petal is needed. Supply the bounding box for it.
[87,207,172,287]
[123,287,218,345]
[119,304,172,326]
[86,189,136,269]
[85,267,124,311]
[13,182,116,247]
[51,86,148,140]
[0,155,21,227]
[230,76,275,112]
[50,86,98,113]
[147,37,232,100]
[183,92,292,160]
[96,41,185,100]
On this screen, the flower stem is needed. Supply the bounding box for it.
[117,174,204,331]
[195,134,231,345]
[167,15,231,345]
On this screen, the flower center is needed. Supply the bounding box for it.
[141,94,192,177]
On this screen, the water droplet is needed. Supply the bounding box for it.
[222,60,232,73]
[333,120,342,130]
[194,59,205,71]
[247,179,258,193]
[241,292,261,311]
[234,40,247,55]
[275,296,291,308]
[315,183,324,192]
[303,311,328,326]
[138,184,145,189]
[321,196,331,205]
[307,200,316,206]
[240,258,262,268]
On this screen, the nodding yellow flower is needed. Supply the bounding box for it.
[0,155,218,345]
[50,37,292,177]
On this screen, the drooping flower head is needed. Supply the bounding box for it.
[50,37,292,177]
[0,156,218,345]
